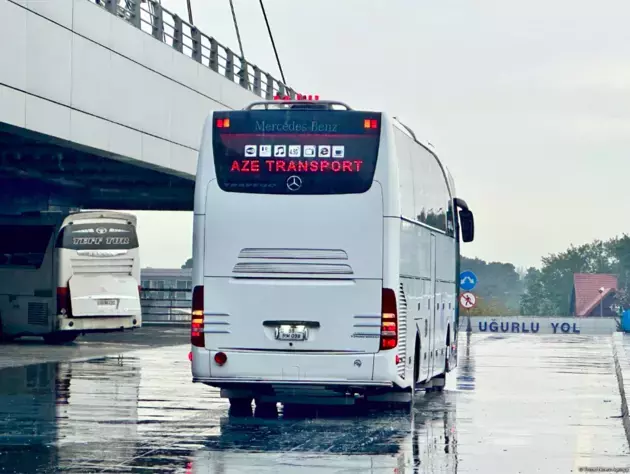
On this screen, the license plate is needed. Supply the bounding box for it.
[97,299,118,306]
[275,325,308,341]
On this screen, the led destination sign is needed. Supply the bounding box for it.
[212,110,382,195]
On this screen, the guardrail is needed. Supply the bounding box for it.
[140,288,191,323]
[91,0,298,100]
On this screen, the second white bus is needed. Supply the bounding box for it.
[0,210,142,344]
[190,99,474,410]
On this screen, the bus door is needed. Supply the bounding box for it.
[429,233,437,376]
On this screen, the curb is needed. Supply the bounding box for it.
[612,332,630,447]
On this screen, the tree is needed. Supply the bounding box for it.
[462,295,518,316]
[182,258,193,269]
[460,256,524,314]
[519,233,630,316]
[519,267,560,316]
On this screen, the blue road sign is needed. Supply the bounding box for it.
[460,270,478,291]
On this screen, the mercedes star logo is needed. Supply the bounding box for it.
[286,175,302,192]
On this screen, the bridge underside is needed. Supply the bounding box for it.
[0,125,194,213]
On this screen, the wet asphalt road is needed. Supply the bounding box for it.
[1,332,629,473]
[0,326,190,370]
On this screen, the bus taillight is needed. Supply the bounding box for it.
[191,285,204,347]
[56,287,72,317]
[380,288,398,350]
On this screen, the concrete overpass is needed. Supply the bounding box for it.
[0,0,298,211]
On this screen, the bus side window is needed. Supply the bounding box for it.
[410,146,449,232]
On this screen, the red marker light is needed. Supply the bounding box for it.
[215,118,230,128]
[214,352,227,366]
[364,119,378,129]
[188,351,193,362]
[274,94,320,101]
[371,119,378,129]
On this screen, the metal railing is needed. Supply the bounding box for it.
[91,0,298,101]
[140,288,191,323]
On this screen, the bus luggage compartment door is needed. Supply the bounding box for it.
[68,275,141,317]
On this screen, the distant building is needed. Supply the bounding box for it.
[570,273,618,317]
[140,268,192,322]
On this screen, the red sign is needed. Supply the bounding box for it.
[230,159,363,173]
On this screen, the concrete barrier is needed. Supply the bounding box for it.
[612,333,630,446]
[459,316,619,335]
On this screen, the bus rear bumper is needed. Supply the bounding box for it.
[56,314,142,332]
[191,347,402,397]
[192,376,393,387]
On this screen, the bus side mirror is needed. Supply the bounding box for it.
[459,209,474,243]
[454,197,474,243]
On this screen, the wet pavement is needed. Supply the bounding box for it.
[1,333,629,473]
[0,326,189,370]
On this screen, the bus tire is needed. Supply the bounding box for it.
[43,332,78,345]
[431,349,448,393]
[445,325,452,372]
[254,400,278,418]
[413,333,421,389]
[228,397,253,416]
[0,314,8,343]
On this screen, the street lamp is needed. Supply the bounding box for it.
[599,287,605,317]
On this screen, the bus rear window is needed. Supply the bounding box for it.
[56,223,139,250]
[212,110,381,194]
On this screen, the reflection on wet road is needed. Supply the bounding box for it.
[1,333,629,473]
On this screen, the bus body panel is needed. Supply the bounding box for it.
[68,274,141,318]
[202,181,384,354]
[203,181,384,280]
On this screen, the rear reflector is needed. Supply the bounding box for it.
[214,352,227,365]
[56,286,72,317]
[191,285,204,347]
[379,288,398,350]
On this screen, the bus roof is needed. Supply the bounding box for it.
[62,211,137,226]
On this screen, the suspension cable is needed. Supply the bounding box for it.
[186,0,193,24]
[228,0,246,60]
[258,0,287,85]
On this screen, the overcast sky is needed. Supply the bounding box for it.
[133,0,630,271]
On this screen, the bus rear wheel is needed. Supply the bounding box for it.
[254,399,278,418]
[0,315,13,343]
[43,332,78,345]
[228,397,253,416]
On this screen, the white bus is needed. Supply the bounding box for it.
[190,99,475,410]
[0,210,142,344]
